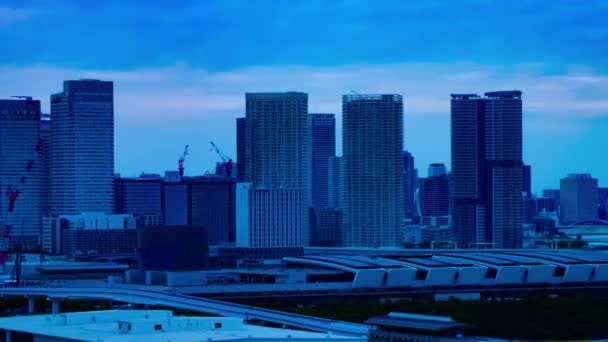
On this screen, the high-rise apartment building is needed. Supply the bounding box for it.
[236,117,248,182]
[342,94,403,247]
[451,91,523,249]
[402,151,417,219]
[560,174,598,224]
[243,92,310,245]
[327,156,343,209]
[309,113,336,208]
[50,80,114,214]
[0,98,42,250]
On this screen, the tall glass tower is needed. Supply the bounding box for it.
[451,91,523,249]
[342,94,403,247]
[50,80,114,214]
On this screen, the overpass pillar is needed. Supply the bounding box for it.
[27,296,35,314]
[49,298,62,314]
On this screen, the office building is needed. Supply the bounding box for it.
[138,225,210,270]
[236,183,302,247]
[244,92,310,244]
[163,177,236,245]
[42,212,136,255]
[236,117,249,182]
[402,151,417,218]
[114,174,163,216]
[536,197,557,213]
[40,113,51,217]
[451,91,523,248]
[560,173,598,224]
[342,94,403,247]
[542,189,561,213]
[327,156,343,209]
[310,208,342,247]
[0,98,42,250]
[50,80,114,214]
[428,163,447,177]
[310,113,336,208]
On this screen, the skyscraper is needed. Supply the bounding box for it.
[243,92,310,245]
[342,94,403,247]
[522,164,532,197]
[420,174,450,224]
[309,113,336,208]
[451,91,523,249]
[236,117,248,182]
[560,174,598,224]
[0,98,42,250]
[402,151,417,219]
[50,80,114,214]
[327,156,343,210]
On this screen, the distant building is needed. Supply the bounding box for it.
[522,164,532,197]
[138,225,209,270]
[536,197,557,213]
[420,173,450,223]
[310,208,342,247]
[542,189,561,213]
[367,312,471,342]
[163,177,236,245]
[236,117,249,182]
[599,188,608,220]
[342,94,403,247]
[42,212,136,255]
[327,156,343,209]
[428,163,447,177]
[50,80,114,215]
[402,151,417,219]
[560,174,598,224]
[236,183,302,247]
[244,92,310,245]
[310,113,336,208]
[114,174,163,217]
[0,98,42,250]
[451,91,523,248]
[40,113,51,217]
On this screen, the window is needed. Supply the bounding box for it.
[154,324,162,331]
[215,322,222,329]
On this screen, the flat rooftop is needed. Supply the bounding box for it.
[0,310,365,342]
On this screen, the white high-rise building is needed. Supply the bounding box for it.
[342,94,404,247]
[560,174,598,224]
[0,98,42,250]
[50,80,114,214]
[236,183,302,247]
[244,92,310,245]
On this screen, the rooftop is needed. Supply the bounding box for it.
[366,312,469,332]
[0,310,365,342]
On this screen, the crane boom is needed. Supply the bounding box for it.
[178,145,189,177]
[209,141,228,162]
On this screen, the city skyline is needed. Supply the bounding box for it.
[1,1,607,192]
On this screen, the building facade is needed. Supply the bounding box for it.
[428,163,447,177]
[342,94,403,247]
[236,183,302,247]
[114,175,163,217]
[309,113,336,208]
[560,174,598,224]
[0,98,43,250]
[451,91,523,249]
[327,156,343,210]
[402,151,417,219]
[420,174,450,224]
[244,92,310,245]
[236,117,248,182]
[50,80,114,215]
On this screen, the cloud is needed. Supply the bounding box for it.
[0,62,607,122]
[0,6,35,25]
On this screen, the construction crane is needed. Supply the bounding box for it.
[209,141,233,177]
[178,145,189,178]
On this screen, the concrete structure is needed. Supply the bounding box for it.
[402,151,417,219]
[560,173,598,224]
[163,177,236,245]
[0,98,42,250]
[428,163,447,177]
[50,80,114,215]
[244,92,310,245]
[236,183,303,247]
[328,156,343,210]
[451,91,523,249]
[42,212,136,255]
[0,310,365,342]
[342,94,403,247]
[310,113,336,208]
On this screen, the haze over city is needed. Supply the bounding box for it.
[1,0,607,192]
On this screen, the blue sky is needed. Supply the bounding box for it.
[1,0,607,192]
